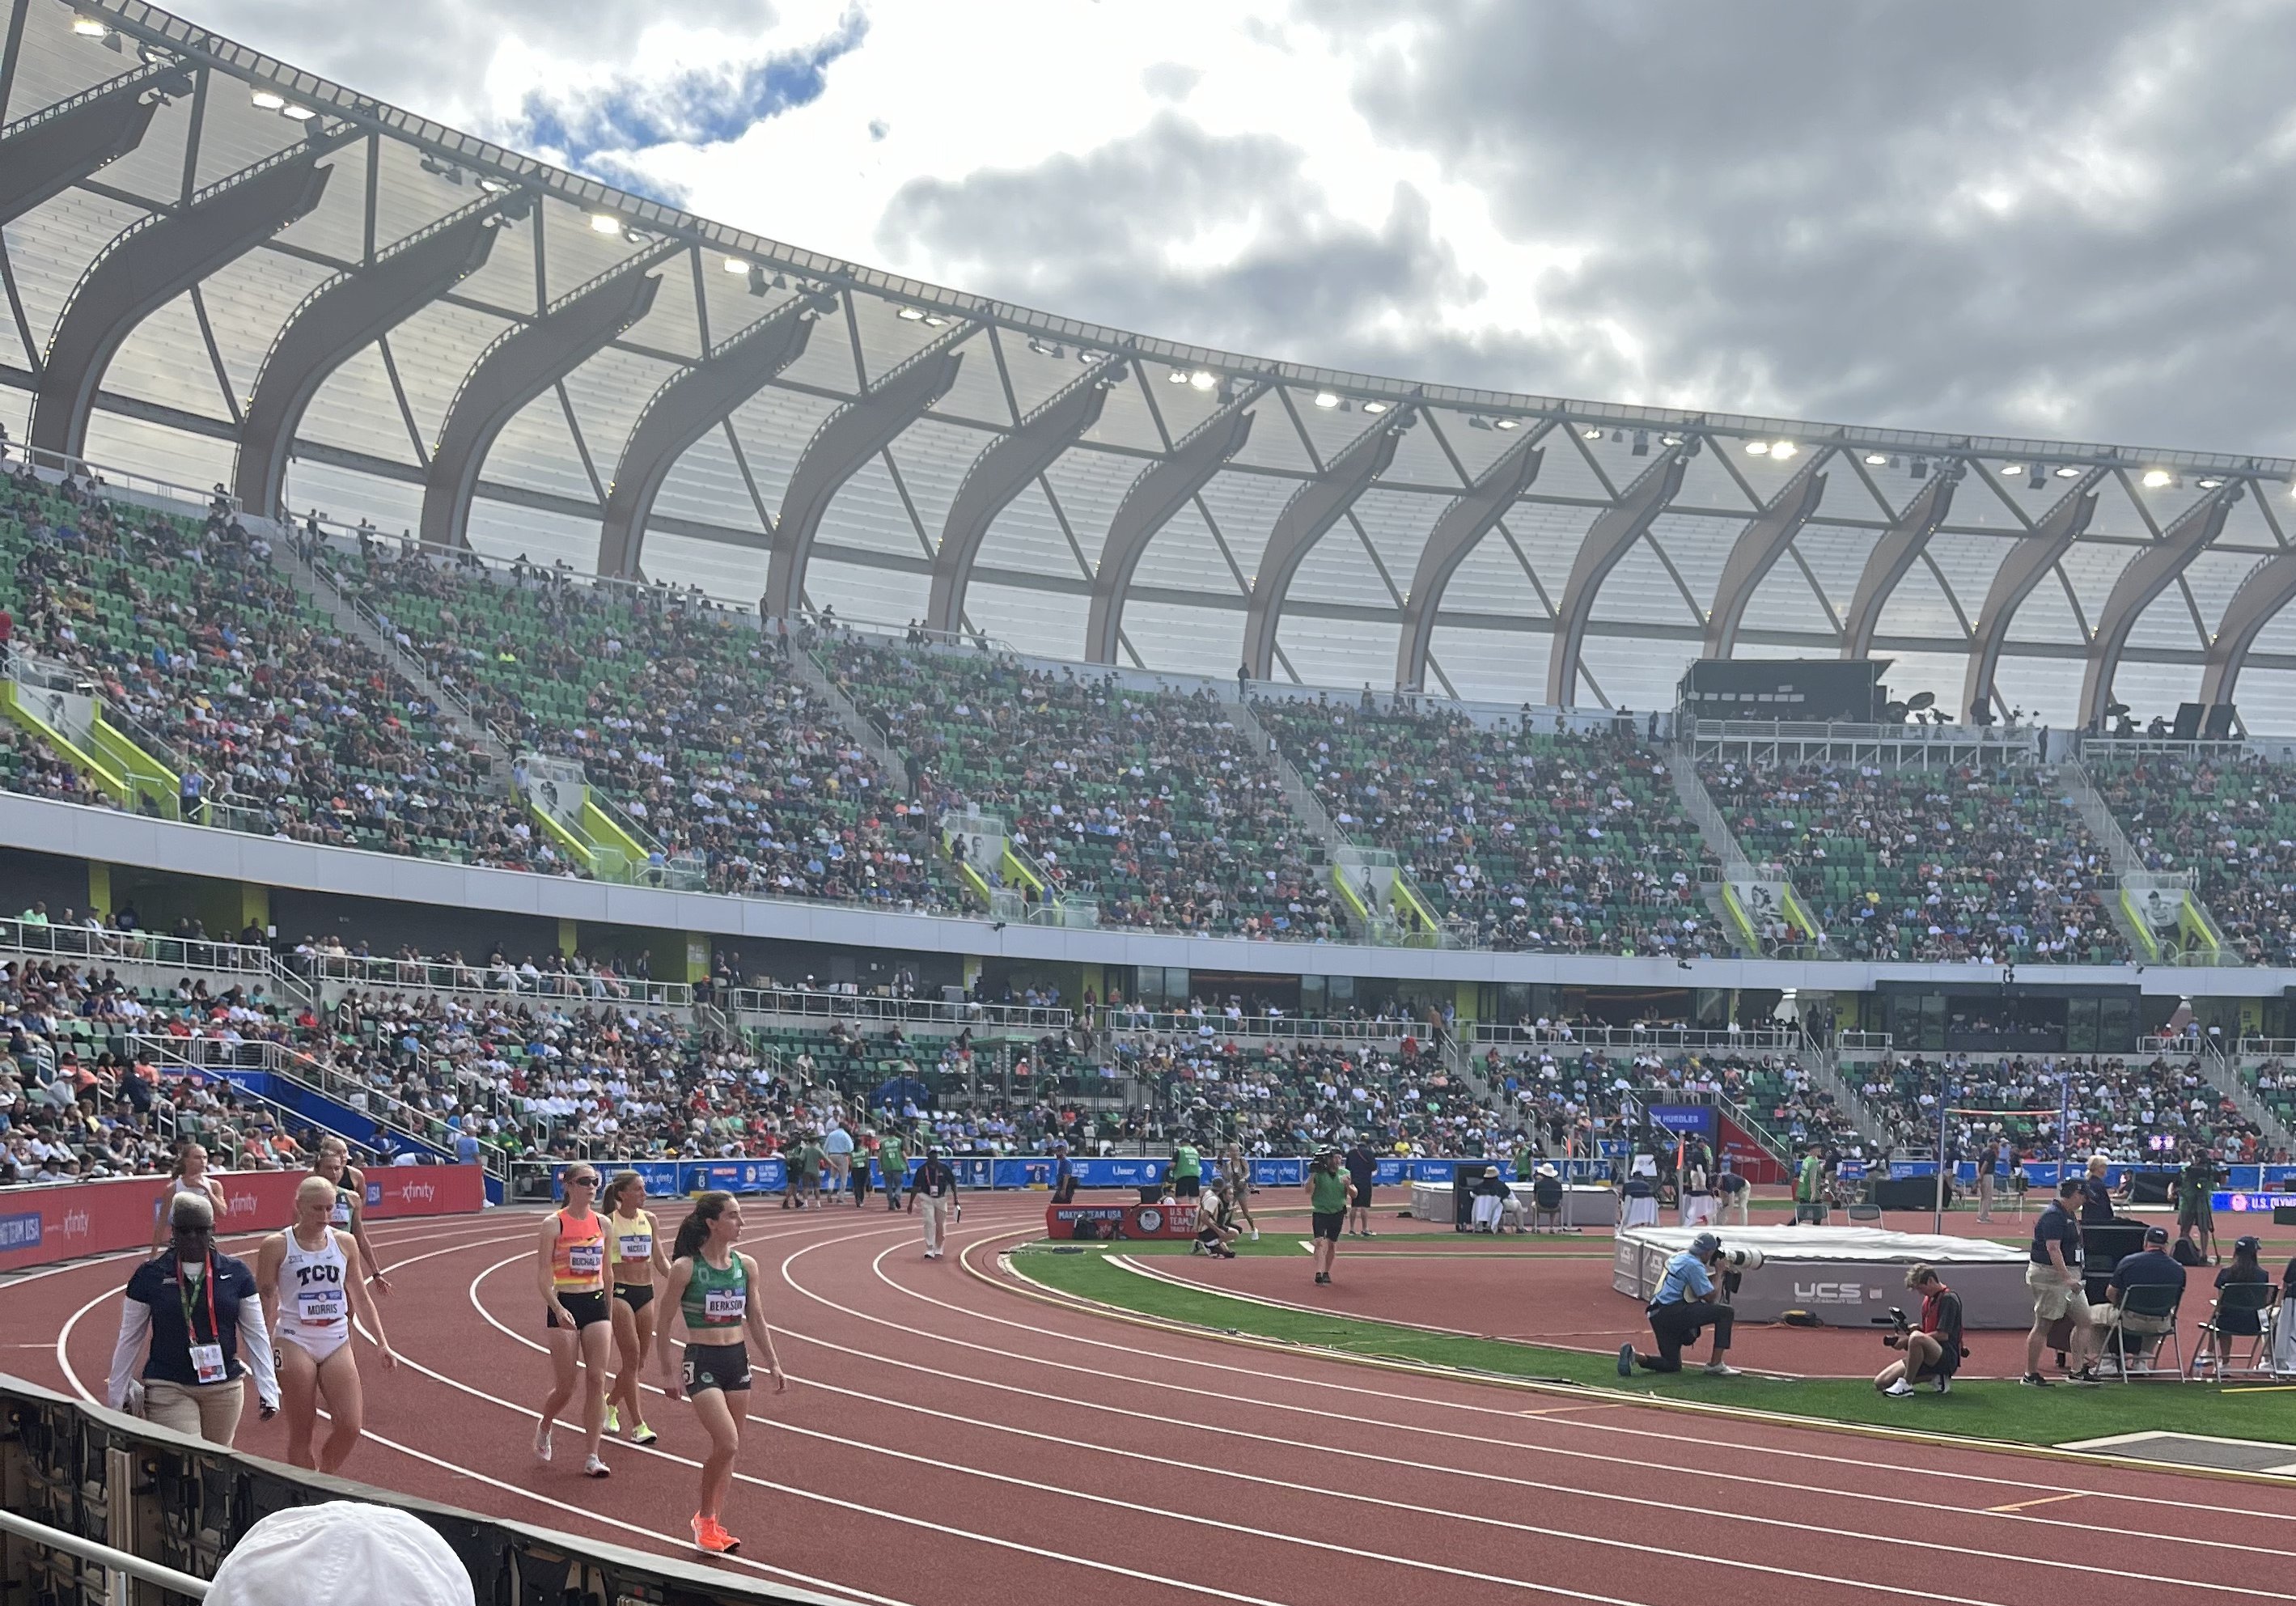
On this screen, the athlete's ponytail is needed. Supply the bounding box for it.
[673,1191,735,1261]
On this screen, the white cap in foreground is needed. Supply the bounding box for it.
[206,1501,472,1606]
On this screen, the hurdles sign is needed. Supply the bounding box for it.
[1044,1201,1201,1241]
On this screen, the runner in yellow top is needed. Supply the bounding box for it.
[532,1165,613,1477]
[600,1171,671,1445]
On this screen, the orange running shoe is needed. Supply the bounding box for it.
[692,1515,740,1555]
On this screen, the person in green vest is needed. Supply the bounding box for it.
[1171,1141,1202,1201]
[1306,1148,1354,1286]
[1794,1144,1826,1224]
[877,1130,908,1213]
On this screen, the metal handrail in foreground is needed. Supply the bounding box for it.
[0,1506,208,1599]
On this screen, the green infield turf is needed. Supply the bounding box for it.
[1008,1245,2296,1452]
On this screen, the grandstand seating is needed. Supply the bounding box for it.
[2086,748,2296,965]
[1697,757,2128,964]
[2,472,544,867]
[318,541,945,909]
[1256,698,1722,956]
[1848,1052,2266,1163]
[822,637,1336,939]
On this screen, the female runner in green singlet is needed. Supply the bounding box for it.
[656,1192,785,1554]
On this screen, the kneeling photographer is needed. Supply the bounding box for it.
[1875,1264,1964,1397]
[1619,1231,1743,1378]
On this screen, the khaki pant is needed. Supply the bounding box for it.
[918,1195,951,1254]
[143,1379,245,1445]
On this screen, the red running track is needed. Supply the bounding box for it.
[6,1196,2294,1606]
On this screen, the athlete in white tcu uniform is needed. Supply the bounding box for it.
[257,1176,396,1472]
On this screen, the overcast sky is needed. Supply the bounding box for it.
[186,0,2296,458]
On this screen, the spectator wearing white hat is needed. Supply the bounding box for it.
[205,1501,472,1606]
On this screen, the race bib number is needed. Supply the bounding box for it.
[566,1243,604,1276]
[297,1286,347,1324]
[618,1234,651,1261]
[703,1287,746,1321]
[189,1342,227,1384]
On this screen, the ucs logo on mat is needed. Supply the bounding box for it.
[1793,1282,1883,1305]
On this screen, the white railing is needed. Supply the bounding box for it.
[1472,1023,1811,1055]
[0,1507,208,1600]
[730,986,1069,1031]
[299,951,693,1008]
[1099,1008,1422,1045]
[0,917,272,977]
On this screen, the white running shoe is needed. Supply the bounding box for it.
[1882,1379,1913,1397]
[1932,1376,1951,1394]
[1250,1229,1260,1241]
[1702,1362,1743,1378]
[533,1425,552,1464]
[582,1455,611,1478]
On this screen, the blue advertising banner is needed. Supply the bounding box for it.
[1646,1105,1718,1138]
[2215,1189,2296,1215]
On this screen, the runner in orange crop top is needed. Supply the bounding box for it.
[532,1166,613,1477]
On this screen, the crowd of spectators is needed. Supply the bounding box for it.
[3,469,541,867]
[1699,758,2126,964]
[2086,748,2296,966]
[823,637,1335,939]
[1257,697,1722,956]
[320,540,943,909]
[1851,1052,2268,1163]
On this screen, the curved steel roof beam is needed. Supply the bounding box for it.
[925,356,1124,634]
[761,318,972,618]
[1082,385,1260,664]
[234,197,510,518]
[2078,478,2244,727]
[1956,468,2104,722]
[2200,518,2296,708]
[1393,425,1548,693]
[1838,470,1957,660]
[1701,450,1831,659]
[1240,406,1412,681]
[0,61,184,227]
[30,136,346,459]
[416,244,672,550]
[1546,442,1692,706]
[596,295,817,578]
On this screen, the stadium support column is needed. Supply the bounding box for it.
[1241,406,1410,682]
[557,918,578,959]
[1957,469,2103,723]
[87,862,111,917]
[1838,470,1956,660]
[2078,479,2243,727]
[1546,442,1692,708]
[1084,388,1260,664]
[762,321,971,620]
[29,137,349,460]
[1701,451,1831,659]
[2199,515,2296,710]
[0,61,186,227]
[926,358,1124,636]
[1394,427,1547,693]
[418,246,672,550]
[595,295,817,579]
[235,199,511,518]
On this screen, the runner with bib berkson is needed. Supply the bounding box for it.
[658,1191,786,1555]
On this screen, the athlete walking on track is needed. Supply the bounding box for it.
[257,1176,396,1472]
[909,1148,959,1259]
[602,1171,671,1445]
[657,1191,786,1555]
[311,1136,392,1291]
[1307,1147,1353,1286]
[533,1166,614,1477]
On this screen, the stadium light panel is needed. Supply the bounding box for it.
[896,306,926,320]
[1495,417,1520,431]
[1188,371,1218,390]
[1167,368,1189,384]
[722,256,749,273]
[588,213,622,234]
[250,88,286,109]
[2197,477,2223,489]
[1362,400,1390,414]
[1581,426,1603,439]
[71,15,109,36]
[280,104,316,121]
[1863,452,1888,465]
[2000,464,2023,477]
[2141,468,2173,488]
[2055,465,2080,477]
[1312,392,1341,409]
[1770,440,1798,460]
[1744,440,1769,456]
[1660,434,1684,447]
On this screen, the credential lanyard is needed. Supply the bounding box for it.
[176,1252,218,1344]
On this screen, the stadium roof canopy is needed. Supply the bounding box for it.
[7,0,2296,729]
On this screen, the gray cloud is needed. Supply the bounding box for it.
[1304,0,2296,454]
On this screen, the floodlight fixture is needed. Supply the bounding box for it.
[280,104,315,121]
[1497,418,1521,432]
[896,306,926,321]
[1744,440,1769,456]
[1863,452,1888,465]
[2197,477,2223,489]
[1660,434,1684,447]
[71,15,110,36]
[2141,468,2173,488]
[1770,440,1798,460]
[722,256,749,274]
[1167,368,1189,384]
[250,88,286,110]
[588,213,623,234]
[2001,464,2024,477]
[1188,370,1217,390]
[1912,457,1929,478]
[2028,468,2046,489]
[2055,465,2080,478]
[1468,416,1491,431]
[1312,392,1341,409]
[1362,400,1390,414]
[1581,426,1603,439]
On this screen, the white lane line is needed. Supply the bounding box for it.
[53,1228,889,1606]
[777,1232,2296,1587]
[955,1226,2296,1524]
[461,1244,1786,1606]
